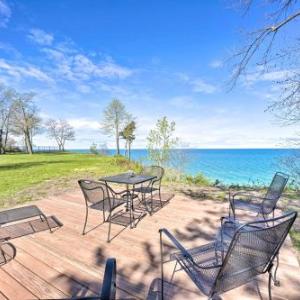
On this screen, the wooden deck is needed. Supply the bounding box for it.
[0,188,299,299]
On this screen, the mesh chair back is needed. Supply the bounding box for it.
[214,211,297,294]
[142,165,164,182]
[263,172,289,214]
[78,180,109,205]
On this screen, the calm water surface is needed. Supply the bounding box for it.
[70,148,295,185]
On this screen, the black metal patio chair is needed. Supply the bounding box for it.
[159,211,297,300]
[132,166,164,214]
[100,257,117,300]
[78,180,128,242]
[0,238,16,266]
[229,172,289,220]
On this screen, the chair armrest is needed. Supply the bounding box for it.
[100,258,117,300]
[159,229,221,270]
[106,185,129,196]
[113,189,130,195]
[159,228,192,260]
[232,191,256,199]
[232,192,266,203]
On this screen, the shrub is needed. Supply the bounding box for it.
[183,173,211,186]
[89,143,99,155]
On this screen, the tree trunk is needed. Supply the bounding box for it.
[25,130,33,154]
[0,129,3,154]
[3,128,9,154]
[116,127,120,155]
[128,142,131,161]
[124,140,128,158]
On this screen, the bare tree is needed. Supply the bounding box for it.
[11,92,42,154]
[229,0,300,123]
[0,86,15,154]
[101,99,131,155]
[46,119,75,151]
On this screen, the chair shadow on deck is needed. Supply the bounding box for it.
[176,187,228,202]
[135,192,175,215]
[0,215,63,240]
[51,273,101,299]
[146,277,216,300]
[85,193,174,243]
[84,210,146,243]
[146,277,266,300]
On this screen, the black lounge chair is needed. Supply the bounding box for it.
[0,205,52,233]
[159,211,297,300]
[78,180,127,242]
[229,172,289,220]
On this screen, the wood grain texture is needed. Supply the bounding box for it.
[0,189,299,299]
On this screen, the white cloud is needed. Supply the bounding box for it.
[0,59,54,83]
[177,73,217,94]
[73,54,132,79]
[0,0,11,27]
[43,48,133,82]
[209,59,223,69]
[67,118,100,130]
[96,60,133,78]
[242,69,297,86]
[261,70,295,81]
[28,29,54,46]
[192,78,217,94]
[169,96,200,109]
[176,72,190,82]
[77,84,92,93]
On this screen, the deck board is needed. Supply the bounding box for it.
[0,268,36,299]
[0,189,299,299]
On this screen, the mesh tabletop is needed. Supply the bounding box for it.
[99,173,156,185]
[0,205,42,225]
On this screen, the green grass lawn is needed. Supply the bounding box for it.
[0,152,138,206]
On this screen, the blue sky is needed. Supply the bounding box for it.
[0,0,298,148]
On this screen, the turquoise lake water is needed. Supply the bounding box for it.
[70,149,295,185]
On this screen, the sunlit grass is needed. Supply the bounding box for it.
[290,230,300,252]
[0,152,138,206]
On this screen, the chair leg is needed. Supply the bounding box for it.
[159,188,163,207]
[40,213,52,233]
[272,254,280,286]
[150,191,154,215]
[160,230,164,300]
[107,214,111,243]
[82,206,89,235]
[0,242,16,265]
[103,209,106,222]
[268,271,273,300]
[228,195,236,220]
[170,261,179,282]
[0,245,7,265]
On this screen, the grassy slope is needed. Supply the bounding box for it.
[0,153,137,206]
